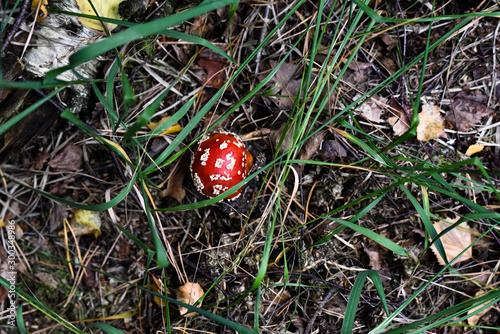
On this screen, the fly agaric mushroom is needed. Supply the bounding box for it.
[190,131,253,200]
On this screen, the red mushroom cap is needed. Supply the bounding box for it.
[190,131,253,200]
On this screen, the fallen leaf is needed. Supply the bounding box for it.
[467,289,495,326]
[35,272,60,289]
[298,131,326,162]
[76,0,122,32]
[379,33,397,51]
[48,143,83,171]
[430,217,473,266]
[62,209,102,238]
[363,240,390,283]
[29,149,50,170]
[271,290,292,305]
[357,94,388,123]
[446,92,493,131]
[188,13,213,39]
[261,61,301,108]
[321,139,347,159]
[160,159,187,203]
[269,123,325,162]
[31,0,48,22]
[387,104,410,136]
[177,282,204,316]
[146,274,168,308]
[197,47,229,89]
[465,144,484,156]
[291,315,305,333]
[417,103,447,141]
[147,116,182,136]
[345,60,372,85]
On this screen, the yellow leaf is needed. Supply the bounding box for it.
[76,0,122,32]
[147,117,182,136]
[66,209,102,238]
[177,282,204,316]
[31,0,48,22]
[0,219,4,228]
[81,310,135,322]
[430,217,473,266]
[417,103,446,141]
[465,144,484,156]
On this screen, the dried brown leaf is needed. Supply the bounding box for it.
[197,48,229,89]
[344,60,372,85]
[298,131,326,162]
[446,93,493,131]
[177,282,204,316]
[417,103,447,141]
[357,95,388,123]
[261,61,300,108]
[269,123,324,162]
[48,143,83,171]
[272,290,292,305]
[467,289,495,326]
[363,240,390,283]
[388,107,410,136]
[379,33,397,51]
[430,217,473,265]
[161,160,187,203]
[322,139,347,159]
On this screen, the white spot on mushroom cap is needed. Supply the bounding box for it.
[200,148,210,166]
[219,142,228,150]
[192,173,204,190]
[212,184,229,195]
[214,158,224,168]
[226,153,236,171]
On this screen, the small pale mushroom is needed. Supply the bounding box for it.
[190,132,253,200]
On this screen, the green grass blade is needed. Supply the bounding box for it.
[89,323,126,334]
[341,270,370,334]
[326,217,411,258]
[16,304,27,334]
[120,69,136,113]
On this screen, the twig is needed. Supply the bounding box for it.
[1,0,30,52]
[254,4,270,74]
[304,288,335,334]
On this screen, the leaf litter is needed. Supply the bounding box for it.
[445,90,494,132]
[417,103,447,141]
[430,217,474,266]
